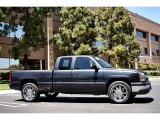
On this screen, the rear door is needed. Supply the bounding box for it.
[53,57,72,93]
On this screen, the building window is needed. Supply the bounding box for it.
[140,48,148,56]
[0,22,24,38]
[152,49,159,56]
[19,59,45,70]
[157,50,159,56]
[93,40,107,48]
[144,48,148,55]
[136,30,146,38]
[151,34,159,42]
[0,58,19,70]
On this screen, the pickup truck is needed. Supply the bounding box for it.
[10,55,151,103]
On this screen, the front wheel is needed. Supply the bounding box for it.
[45,92,59,99]
[21,83,39,102]
[108,81,131,104]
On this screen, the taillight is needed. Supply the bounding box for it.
[9,72,12,81]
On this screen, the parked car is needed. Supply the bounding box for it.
[10,55,151,103]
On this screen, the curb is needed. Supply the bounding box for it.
[0,90,20,95]
[149,78,160,80]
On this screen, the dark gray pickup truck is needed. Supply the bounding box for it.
[10,55,151,103]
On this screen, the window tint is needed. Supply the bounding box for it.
[136,30,146,38]
[151,34,159,42]
[152,49,159,56]
[74,57,95,69]
[59,57,72,70]
[140,48,148,56]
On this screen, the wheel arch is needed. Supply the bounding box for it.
[20,79,38,90]
[105,78,131,94]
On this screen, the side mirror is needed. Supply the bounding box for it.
[91,65,99,72]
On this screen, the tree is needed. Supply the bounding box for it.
[96,7,141,68]
[0,8,6,55]
[53,7,98,55]
[2,7,60,69]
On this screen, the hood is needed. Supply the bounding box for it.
[103,68,140,73]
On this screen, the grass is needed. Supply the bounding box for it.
[0,80,10,90]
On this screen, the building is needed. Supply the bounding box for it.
[0,8,160,70]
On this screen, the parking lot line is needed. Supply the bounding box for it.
[0,101,27,108]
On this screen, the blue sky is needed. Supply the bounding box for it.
[127,7,160,24]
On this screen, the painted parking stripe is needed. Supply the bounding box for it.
[0,101,27,108]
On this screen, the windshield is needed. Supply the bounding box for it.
[94,57,113,68]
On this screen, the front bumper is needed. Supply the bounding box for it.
[131,80,151,94]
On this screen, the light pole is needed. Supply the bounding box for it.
[47,13,51,70]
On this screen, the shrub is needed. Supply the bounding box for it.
[139,63,148,70]
[146,71,160,76]
[139,63,160,71]
[0,70,10,80]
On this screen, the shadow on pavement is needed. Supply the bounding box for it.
[15,96,154,104]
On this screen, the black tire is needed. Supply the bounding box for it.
[21,83,39,102]
[108,81,131,104]
[45,92,59,99]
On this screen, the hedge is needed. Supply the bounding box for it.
[0,70,10,80]
[146,71,160,76]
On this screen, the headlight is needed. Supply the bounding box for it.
[138,72,147,81]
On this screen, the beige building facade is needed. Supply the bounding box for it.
[0,9,160,70]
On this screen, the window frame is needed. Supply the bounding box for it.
[58,57,72,70]
[136,30,146,38]
[151,34,159,42]
[74,57,96,70]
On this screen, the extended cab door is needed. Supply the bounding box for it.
[72,57,104,94]
[53,57,72,93]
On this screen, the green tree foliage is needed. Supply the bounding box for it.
[2,7,60,69]
[53,7,98,55]
[96,7,141,68]
[0,8,6,55]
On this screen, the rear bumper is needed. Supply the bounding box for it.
[9,82,20,90]
[131,81,151,94]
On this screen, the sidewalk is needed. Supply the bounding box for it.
[0,89,20,95]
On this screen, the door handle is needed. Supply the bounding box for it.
[73,72,78,77]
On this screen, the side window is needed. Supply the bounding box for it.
[74,57,96,69]
[59,57,72,70]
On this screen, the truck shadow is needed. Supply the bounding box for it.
[16,96,154,104]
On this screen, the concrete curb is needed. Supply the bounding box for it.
[0,90,20,95]
[149,78,160,80]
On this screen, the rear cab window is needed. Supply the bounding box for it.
[59,57,72,70]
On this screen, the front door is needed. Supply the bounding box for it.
[72,57,103,94]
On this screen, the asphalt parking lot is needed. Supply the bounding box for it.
[0,79,160,113]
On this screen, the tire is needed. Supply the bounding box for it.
[21,83,39,102]
[45,92,59,99]
[108,81,131,104]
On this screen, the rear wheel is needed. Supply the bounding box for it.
[108,81,131,104]
[45,92,59,99]
[21,83,39,102]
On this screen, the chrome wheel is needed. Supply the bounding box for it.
[110,84,128,102]
[108,81,131,103]
[22,83,39,102]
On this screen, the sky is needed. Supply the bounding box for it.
[1,7,160,69]
[127,7,160,24]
